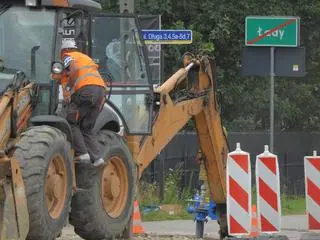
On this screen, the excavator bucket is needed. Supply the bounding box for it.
[0,156,29,240]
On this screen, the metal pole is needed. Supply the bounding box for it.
[119,0,134,13]
[119,0,134,126]
[270,47,275,152]
[159,151,165,201]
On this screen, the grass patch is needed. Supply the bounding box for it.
[281,195,306,215]
[138,165,195,221]
[252,185,306,215]
[140,195,306,221]
[142,209,193,222]
[138,170,307,221]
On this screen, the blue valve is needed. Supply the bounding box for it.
[186,191,218,238]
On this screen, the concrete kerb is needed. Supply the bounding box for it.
[225,235,289,240]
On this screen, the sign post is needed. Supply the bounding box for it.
[270,46,275,152]
[245,16,300,152]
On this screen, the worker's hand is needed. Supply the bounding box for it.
[50,73,64,83]
[61,84,71,102]
[63,90,71,102]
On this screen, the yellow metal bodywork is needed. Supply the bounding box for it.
[0,156,29,240]
[128,54,229,203]
[0,53,229,239]
[0,82,37,240]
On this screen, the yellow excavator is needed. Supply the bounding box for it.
[0,0,229,239]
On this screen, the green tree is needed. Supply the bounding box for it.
[103,0,320,131]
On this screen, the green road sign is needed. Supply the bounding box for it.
[245,16,300,47]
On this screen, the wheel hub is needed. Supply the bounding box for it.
[103,171,121,199]
[101,157,128,218]
[111,175,121,198]
[45,155,67,219]
[47,174,63,199]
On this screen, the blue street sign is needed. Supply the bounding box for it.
[141,30,192,44]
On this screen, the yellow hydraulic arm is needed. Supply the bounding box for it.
[127,53,229,204]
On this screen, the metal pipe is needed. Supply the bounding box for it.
[154,62,194,94]
[185,62,194,71]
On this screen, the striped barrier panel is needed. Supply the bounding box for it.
[256,145,281,233]
[227,143,251,236]
[304,151,320,230]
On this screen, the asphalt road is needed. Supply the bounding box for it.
[58,215,320,240]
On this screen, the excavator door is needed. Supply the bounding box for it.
[89,13,154,135]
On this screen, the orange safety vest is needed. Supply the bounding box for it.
[62,51,106,94]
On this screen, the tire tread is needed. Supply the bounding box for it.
[14,125,72,240]
[70,130,136,240]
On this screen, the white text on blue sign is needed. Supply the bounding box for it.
[141,30,192,44]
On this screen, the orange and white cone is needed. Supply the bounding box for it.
[249,204,259,237]
[132,200,145,235]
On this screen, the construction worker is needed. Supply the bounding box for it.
[54,38,107,167]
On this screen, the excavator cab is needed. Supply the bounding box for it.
[0,0,154,135]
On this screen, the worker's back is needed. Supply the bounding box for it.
[63,51,106,94]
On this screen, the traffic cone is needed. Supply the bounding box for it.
[132,200,145,234]
[249,204,259,237]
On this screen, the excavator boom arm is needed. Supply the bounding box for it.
[128,54,229,203]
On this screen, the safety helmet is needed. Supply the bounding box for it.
[61,38,78,50]
[64,56,73,68]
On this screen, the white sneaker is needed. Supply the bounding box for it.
[76,153,91,163]
[93,158,105,167]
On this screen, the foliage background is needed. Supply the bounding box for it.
[100,0,320,132]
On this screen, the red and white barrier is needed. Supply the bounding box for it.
[227,143,251,236]
[256,145,281,233]
[304,151,320,230]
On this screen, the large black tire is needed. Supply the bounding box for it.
[14,125,73,240]
[70,130,136,240]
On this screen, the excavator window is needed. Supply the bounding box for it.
[0,5,55,83]
[90,14,154,134]
[0,4,56,115]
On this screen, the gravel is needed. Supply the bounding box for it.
[57,225,218,240]
[57,215,317,240]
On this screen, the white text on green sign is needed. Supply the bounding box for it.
[245,16,300,47]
